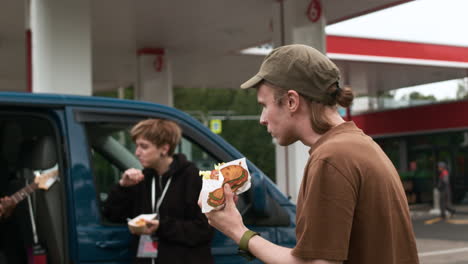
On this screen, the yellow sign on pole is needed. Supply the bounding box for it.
[210,119,222,134]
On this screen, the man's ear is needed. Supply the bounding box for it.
[286,90,300,112]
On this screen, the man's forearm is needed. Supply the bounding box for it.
[247,235,342,264]
[204,185,341,264]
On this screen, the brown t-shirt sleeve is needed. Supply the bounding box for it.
[292,159,358,261]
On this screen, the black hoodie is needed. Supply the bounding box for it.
[102,153,214,264]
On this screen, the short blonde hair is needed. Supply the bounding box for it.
[131,119,181,155]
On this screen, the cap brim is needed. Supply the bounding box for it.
[240,75,263,89]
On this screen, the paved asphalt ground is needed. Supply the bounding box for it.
[412,204,468,264]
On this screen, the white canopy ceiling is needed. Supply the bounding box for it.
[2,0,466,95]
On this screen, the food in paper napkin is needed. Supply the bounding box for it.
[128,213,158,233]
[199,158,251,213]
[134,218,146,227]
[199,163,223,180]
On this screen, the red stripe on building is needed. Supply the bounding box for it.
[327,35,468,63]
[352,101,468,137]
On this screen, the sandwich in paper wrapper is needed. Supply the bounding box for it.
[127,213,158,233]
[199,157,251,213]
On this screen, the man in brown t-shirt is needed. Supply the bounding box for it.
[293,122,418,263]
[203,44,419,264]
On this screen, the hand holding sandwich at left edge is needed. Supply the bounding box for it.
[204,184,248,244]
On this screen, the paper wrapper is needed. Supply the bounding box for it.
[128,213,158,233]
[200,158,251,213]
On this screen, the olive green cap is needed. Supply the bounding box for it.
[240,44,340,102]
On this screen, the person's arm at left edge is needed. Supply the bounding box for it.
[152,166,213,246]
[204,184,342,264]
[0,196,16,220]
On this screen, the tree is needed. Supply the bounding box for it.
[378,90,395,99]
[404,92,436,101]
[456,79,468,99]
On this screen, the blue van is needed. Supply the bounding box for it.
[0,92,296,263]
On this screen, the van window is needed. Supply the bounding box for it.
[179,137,219,171]
[84,120,286,227]
[86,123,138,203]
[84,122,222,222]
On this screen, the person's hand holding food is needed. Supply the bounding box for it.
[129,218,160,235]
[205,184,247,243]
[119,168,144,187]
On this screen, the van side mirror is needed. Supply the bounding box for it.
[250,171,271,217]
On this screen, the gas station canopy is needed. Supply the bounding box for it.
[1,0,466,95]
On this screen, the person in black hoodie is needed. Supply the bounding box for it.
[102,119,214,264]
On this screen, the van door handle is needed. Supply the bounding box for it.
[96,240,128,249]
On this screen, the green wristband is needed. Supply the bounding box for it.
[238,230,260,259]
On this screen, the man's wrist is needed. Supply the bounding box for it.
[237,229,260,260]
[239,230,260,251]
[233,226,250,244]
